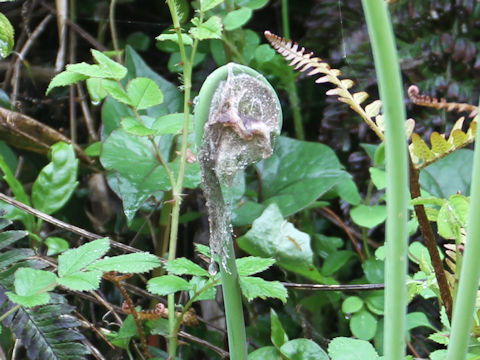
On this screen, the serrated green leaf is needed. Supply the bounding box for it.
[101,79,132,105]
[126,77,164,110]
[189,16,223,40]
[152,113,193,134]
[121,117,157,136]
[0,13,14,59]
[58,238,110,277]
[86,77,109,103]
[88,253,161,273]
[437,194,469,239]
[57,270,103,291]
[239,276,287,303]
[200,0,224,11]
[7,268,57,307]
[223,7,252,31]
[32,142,79,215]
[189,276,216,301]
[45,236,69,256]
[270,308,288,348]
[328,337,380,360]
[155,33,193,46]
[66,63,113,78]
[280,339,328,360]
[91,49,127,79]
[166,258,209,277]
[46,71,88,94]
[147,275,192,295]
[237,257,275,276]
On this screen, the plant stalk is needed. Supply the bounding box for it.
[361,1,409,359]
[446,104,480,360]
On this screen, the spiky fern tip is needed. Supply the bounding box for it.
[264,30,386,141]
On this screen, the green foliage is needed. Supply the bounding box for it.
[328,337,380,360]
[0,286,90,359]
[0,13,14,59]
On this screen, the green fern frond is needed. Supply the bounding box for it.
[0,286,91,360]
[407,86,478,169]
[264,30,385,141]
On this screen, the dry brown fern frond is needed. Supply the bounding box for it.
[408,85,478,169]
[264,30,385,141]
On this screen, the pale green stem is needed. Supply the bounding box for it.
[109,0,120,62]
[165,0,195,357]
[0,304,21,322]
[446,103,480,360]
[361,1,409,360]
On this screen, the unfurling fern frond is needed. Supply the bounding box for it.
[265,30,385,141]
[0,286,90,360]
[407,86,478,169]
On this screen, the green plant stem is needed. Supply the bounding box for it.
[165,0,195,357]
[281,0,290,40]
[446,102,480,360]
[109,0,120,62]
[361,2,409,360]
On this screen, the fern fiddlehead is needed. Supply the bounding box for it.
[195,63,281,359]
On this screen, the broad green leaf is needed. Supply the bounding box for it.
[280,339,328,360]
[362,258,384,284]
[147,317,170,336]
[223,7,252,31]
[200,0,224,11]
[31,142,79,215]
[234,137,350,226]
[152,113,193,134]
[67,63,116,79]
[236,0,269,9]
[45,236,69,256]
[0,13,14,59]
[369,167,386,190]
[7,268,57,307]
[91,49,127,79]
[342,296,364,314]
[109,315,139,349]
[406,311,436,331]
[364,291,384,315]
[147,275,193,295]
[0,154,34,229]
[189,276,216,301]
[270,308,288,348]
[321,250,356,276]
[190,16,223,40]
[350,309,377,340]
[248,346,281,359]
[126,77,164,110]
[166,258,209,277]
[101,96,134,137]
[350,205,386,229]
[57,270,103,291]
[46,71,88,94]
[58,238,110,277]
[88,253,161,273]
[333,179,361,205]
[237,257,275,276]
[125,46,181,116]
[239,276,287,303]
[156,33,193,46]
[254,44,275,64]
[101,79,132,105]
[237,203,324,283]
[101,128,200,221]
[85,141,102,156]
[429,350,448,360]
[121,117,157,136]
[420,149,473,197]
[328,337,380,360]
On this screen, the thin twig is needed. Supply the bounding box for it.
[0,191,150,255]
[76,82,99,141]
[11,14,54,106]
[282,282,385,291]
[40,1,107,51]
